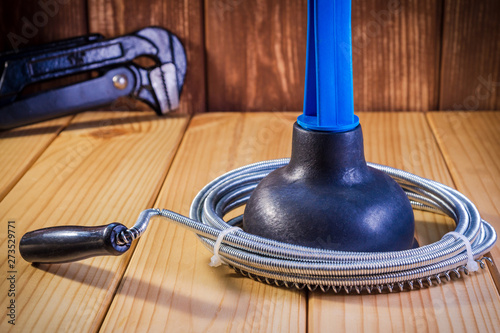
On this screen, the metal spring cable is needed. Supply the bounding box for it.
[117,159,496,293]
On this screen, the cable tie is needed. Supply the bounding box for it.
[444,231,479,271]
[209,227,242,267]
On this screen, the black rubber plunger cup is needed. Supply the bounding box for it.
[243,0,416,251]
[244,123,416,251]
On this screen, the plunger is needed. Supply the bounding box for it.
[243,0,416,251]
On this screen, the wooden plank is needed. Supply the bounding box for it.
[205,0,307,112]
[101,113,306,332]
[205,0,442,112]
[427,111,500,286]
[0,117,72,202]
[87,0,206,114]
[0,0,88,51]
[0,0,89,97]
[309,113,500,332]
[439,0,500,111]
[351,0,443,112]
[0,111,189,332]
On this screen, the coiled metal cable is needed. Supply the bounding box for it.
[118,159,496,293]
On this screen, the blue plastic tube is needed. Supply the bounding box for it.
[298,0,359,132]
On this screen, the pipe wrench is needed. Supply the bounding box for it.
[0,27,187,130]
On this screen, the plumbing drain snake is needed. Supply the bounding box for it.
[113,159,496,294]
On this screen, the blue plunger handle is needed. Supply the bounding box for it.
[298,0,359,132]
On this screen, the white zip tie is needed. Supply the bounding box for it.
[444,231,479,271]
[209,227,242,267]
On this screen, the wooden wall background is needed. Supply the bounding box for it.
[1,0,498,114]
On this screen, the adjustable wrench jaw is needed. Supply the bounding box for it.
[134,27,187,92]
[129,27,187,115]
[133,63,181,115]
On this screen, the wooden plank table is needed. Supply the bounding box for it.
[0,111,499,332]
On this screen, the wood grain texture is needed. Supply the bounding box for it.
[351,0,443,112]
[87,0,206,115]
[101,112,306,332]
[309,113,500,333]
[205,0,443,112]
[439,0,500,111]
[0,111,188,332]
[0,0,88,51]
[0,0,89,96]
[205,0,307,112]
[0,116,71,202]
[427,111,500,287]
[3,0,499,113]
